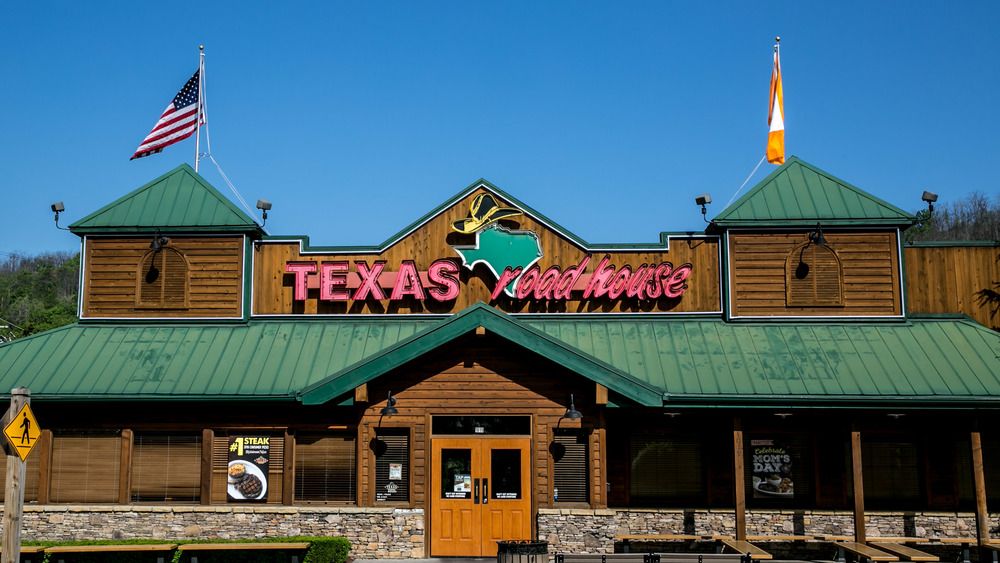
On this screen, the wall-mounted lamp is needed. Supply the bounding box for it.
[256,199,272,227]
[695,194,712,223]
[808,223,827,246]
[562,394,582,420]
[51,202,70,231]
[921,190,938,215]
[887,413,907,420]
[380,391,398,417]
[774,412,793,419]
[149,229,169,251]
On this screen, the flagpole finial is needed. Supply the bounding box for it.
[199,45,204,51]
[775,36,780,43]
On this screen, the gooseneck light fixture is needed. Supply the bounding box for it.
[695,194,712,223]
[149,229,169,251]
[562,394,582,420]
[380,391,398,417]
[808,223,827,246]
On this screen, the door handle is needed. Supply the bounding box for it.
[474,478,480,504]
[483,478,489,504]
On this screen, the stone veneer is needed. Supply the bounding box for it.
[539,509,1000,554]
[16,505,425,559]
[8,505,1000,559]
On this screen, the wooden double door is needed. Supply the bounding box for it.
[430,437,532,556]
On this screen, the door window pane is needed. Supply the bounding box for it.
[491,449,521,500]
[441,448,472,499]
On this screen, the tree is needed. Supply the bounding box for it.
[905,191,1000,242]
[0,252,80,339]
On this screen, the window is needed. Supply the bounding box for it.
[629,434,704,506]
[294,432,356,503]
[552,430,588,504]
[49,430,122,503]
[373,429,409,504]
[0,441,42,503]
[211,432,284,504]
[136,247,189,308]
[785,242,843,307]
[131,433,201,503]
[861,438,920,509]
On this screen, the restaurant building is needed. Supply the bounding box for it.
[0,156,998,558]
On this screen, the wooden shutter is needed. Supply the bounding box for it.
[211,433,284,504]
[137,248,189,308]
[49,430,121,503]
[374,429,409,504]
[552,431,588,504]
[131,434,201,503]
[786,243,844,306]
[294,432,357,503]
[629,435,705,505]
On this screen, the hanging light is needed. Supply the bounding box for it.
[562,394,582,420]
[380,391,398,417]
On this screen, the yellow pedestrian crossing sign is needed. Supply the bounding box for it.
[4,403,40,462]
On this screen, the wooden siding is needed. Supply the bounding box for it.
[729,231,902,317]
[904,245,1000,330]
[253,189,721,315]
[82,236,243,318]
[355,333,602,516]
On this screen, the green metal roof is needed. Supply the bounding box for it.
[710,156,916,229]
[69,164,260,234]
[1,308,998,408]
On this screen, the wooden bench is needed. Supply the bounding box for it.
[0,546,46,563]
[868,542,938,562]
[558,555,752,563]
[177,542,311,563]
[616,535,720,553]
[44,543,178,563]
[717,539,773,560]
[832,541,898,563]
[556,555,662,563]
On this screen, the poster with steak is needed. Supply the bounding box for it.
[228,435,270,502]
[751,439,793,499]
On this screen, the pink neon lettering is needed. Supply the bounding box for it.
[533,266,561,300]
[583,255,615,299]
[607,266,632,300]
[626,264,650,299]
[645,262,670,298]
[320,262,350,300]
[428,259,460,301]
[663,263,692,298]
[516,267,540,300]
[490,267,523,300]
[390,261,426,300]
[555,255,590,299]
[353,261,387,301]
[285,263,317,301]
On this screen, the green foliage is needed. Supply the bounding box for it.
[905,191,1000,243]
[0,251,79,339]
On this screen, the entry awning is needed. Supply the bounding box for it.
[2,305,999,408]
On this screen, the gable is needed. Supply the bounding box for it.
[711,157,916,228]
[69,164,260,233]
[254,181,722,316]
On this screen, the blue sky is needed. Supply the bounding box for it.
[3,1,998,256]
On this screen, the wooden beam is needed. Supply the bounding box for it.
[201,429,213,505]
[851,429,866,544]
[733,417,746,541]
[355,383,368,403]
[596,384,608,406]
[1,388,30,563]
[36,430,51,505]
[971,432,990,555]
[118,429,133,504]
[283,430,295,505]
[476,325,486,337]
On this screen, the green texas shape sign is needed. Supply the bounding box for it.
[451,223,543,298]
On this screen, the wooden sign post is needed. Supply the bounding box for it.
[1,388,32,563]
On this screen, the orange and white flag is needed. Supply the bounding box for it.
[767,45,785,164]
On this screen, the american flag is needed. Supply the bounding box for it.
[130,69,204,160]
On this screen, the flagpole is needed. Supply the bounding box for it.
[195,46,204,173]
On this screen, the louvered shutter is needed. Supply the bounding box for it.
[786,243,844,306]
[131,434,201,503]
[374,429,409,504]
[552,431,588,503]
[137,248,189,308]
[49,430,121,503]
[294,433,357,503]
